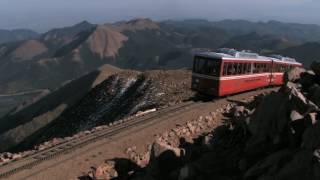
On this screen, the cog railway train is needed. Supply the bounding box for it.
[191,48,302,96]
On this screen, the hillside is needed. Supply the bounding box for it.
[0,67,194,152]
[41,21,96,51]
[223,32,296,53]
[0,64,121,152]
[0,29,39,45]
[10,40,48,61]
[1,18,320,117]
[272,42,320,67]
[212,20,320,43]
[111,18,160,32]
[0,18,232,94]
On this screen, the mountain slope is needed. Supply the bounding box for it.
[112,18,159,32]
[0,18,232,94]
[41,21,96,50]
[222,32,296,53]
[0,67,194,152]
[0,64,121,152]
[272,42,320,67]
[2,18,320,117]
[212,20,320,43]
[10,40,48,61]
[0,29,39,44]
[78,25,128,59]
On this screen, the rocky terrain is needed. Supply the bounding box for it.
[3,18,320,163]
[0,64,121,152]
[80,62,320,180]
[0,68,195,153]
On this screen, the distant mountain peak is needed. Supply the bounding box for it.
[83,25,128,58]
[112,18,159,32]
[41,20,96,46]
[74,20,93,28]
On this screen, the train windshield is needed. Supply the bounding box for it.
[193,57,221,76]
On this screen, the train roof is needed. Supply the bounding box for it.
[194,48,302,65]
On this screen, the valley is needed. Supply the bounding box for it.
[0,90,46,118]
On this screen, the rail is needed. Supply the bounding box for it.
[0,101,202,179]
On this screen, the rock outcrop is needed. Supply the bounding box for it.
[88,62,320,180]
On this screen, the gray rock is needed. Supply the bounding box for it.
[290,110,304,121]
[147,141,185,176]
[178,165,198,180]
[300,71,316,89]
[246,92,289,149]
[308,84,320,107]
[202,135,213,148]
[245,149,294,179]
[284,67,305,83]
[302,121,320,150]
[311,61,320,77]
[231,106,246,117]
[289,85,319,114]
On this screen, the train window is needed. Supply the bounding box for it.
[223,63,228,76]
[262,64,265,72]
[246,63,251,74]
[238,63,242,74]
[233,63,237,75]
[242,63,246,74]
[207,60,220,76]
[194,57,206,73]
[274,64,278,72]
[227,63,236,75]
[242,63,247,74]
[258,63,262,73]
[253,63,258,73]
[276,64,281,72]
[263,64,268,72]
[193,57,221,76]
[265,64,270,72]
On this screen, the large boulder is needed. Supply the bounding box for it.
[245,150,320,180]
[302,120,320,150]
[308,84,320,107]
[246,92,289,150]
[90,161,118,180]
[284,67,305,83]
[178,164,199,180]
[147,141,185,176]
[300,71,316,89]
[311,61,320,77]
[288,84,319,114]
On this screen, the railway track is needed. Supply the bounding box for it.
[0,101,203,179]
[0,87,278,179]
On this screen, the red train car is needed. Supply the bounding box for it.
[191,49,302,96]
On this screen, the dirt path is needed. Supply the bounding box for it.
[3,88,278,180]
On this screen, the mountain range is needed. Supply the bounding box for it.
[0,29,39,45]
[2,18,320,152]
[1,18,320,118]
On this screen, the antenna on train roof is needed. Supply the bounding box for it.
[216,48,259,59]
[270,54,297,62]
[235,51,259,59]
[216,48,237,56]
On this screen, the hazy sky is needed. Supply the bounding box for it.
[0,0,319,32]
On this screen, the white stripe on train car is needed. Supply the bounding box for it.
[192,73,282,81]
